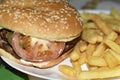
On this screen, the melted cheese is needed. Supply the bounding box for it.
[30,37,50,51]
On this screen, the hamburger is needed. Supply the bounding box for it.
[0,0,82,68]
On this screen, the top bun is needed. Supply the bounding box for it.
[0,0,82,41]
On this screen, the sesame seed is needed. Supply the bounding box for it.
[0,0,81,32]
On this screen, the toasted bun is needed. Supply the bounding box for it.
[0,48,72,68]
[0,0,82,41]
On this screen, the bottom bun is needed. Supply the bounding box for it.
[0,48,72,68]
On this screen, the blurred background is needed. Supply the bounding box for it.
[69,0,120,10]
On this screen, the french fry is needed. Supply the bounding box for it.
[115,35,120,45]
[108,49,120,63]
[70,41,81,61]
[103,49,118,68]
[81,28,103,44]
[99,12,113,19]
[87,56,107,67]
[104,39,120,54]
[89,66,99,71]
[92,42,107,57]
[79,41,87,52]
[78,52,87,65]
[77,66,120,79]
[59,65,76,78]
[72,61,81,75]
[93,67,109,71]
[83,22,97,29]
[70,40,87,61]
[93,31,118,56]
[105,31,118,40]
[104,18,120,33]
[111,8,120,20]
[86,44,96,57]
[80,12,95,21]
[92,15,113,35]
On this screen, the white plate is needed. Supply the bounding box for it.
[1,10,111,80]
[1,56,73,80]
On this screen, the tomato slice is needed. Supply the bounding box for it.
[11,33,65,62]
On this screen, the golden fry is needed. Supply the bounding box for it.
[99,12,113,19]
[103,49,118,68]
[92,43,107,57]
[87,56,107,67]
[92,67,109,72]
[80,12,94,21]
[105,31,118,41]
[86,44,96,57]
[78,52,87,65]
[83,22,97,29]
[108,49,120,63]
[93,31,118,56]
[92,15,113,35]
[72,61,81,75]
[104,39,120,54]
[77,66,120,79]
[104,18,120,33]
[79,41,88,52]
[111,8,120,20]
[89,66,99,71]
[115,35,120,45]
[70,41,81,61]
[81,28,103,44]
[59,65,76,78]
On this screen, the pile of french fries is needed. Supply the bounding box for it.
[59,8,120,80]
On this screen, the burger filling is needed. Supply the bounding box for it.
[0,29,78,62]
[12,32,65,62]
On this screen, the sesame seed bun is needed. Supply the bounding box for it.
[0,0,82,41]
